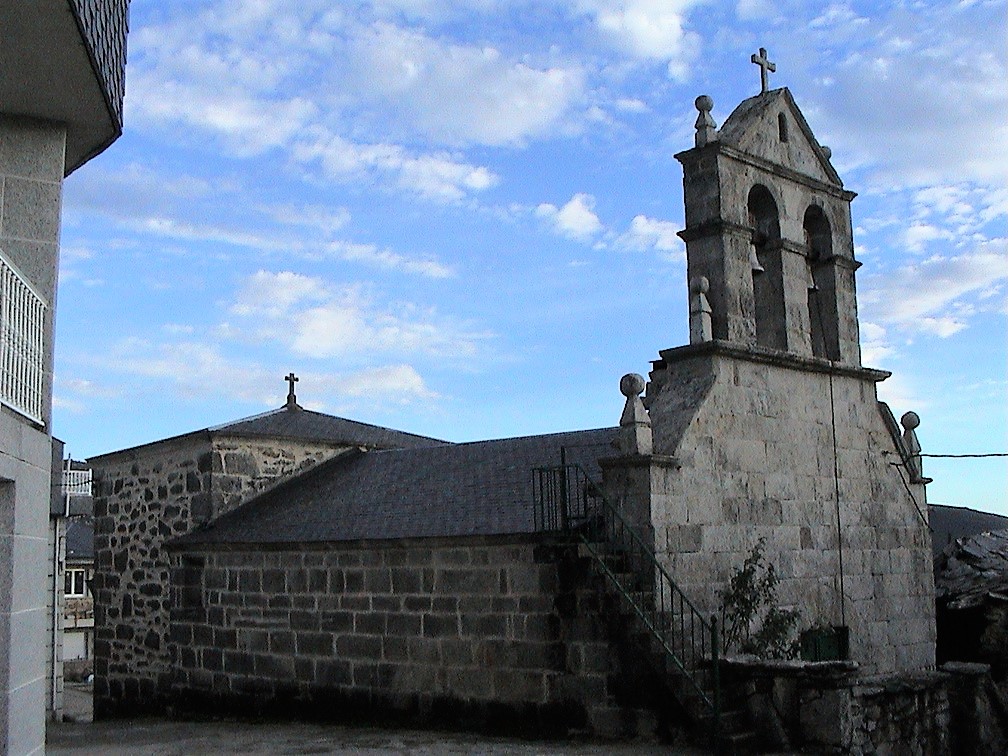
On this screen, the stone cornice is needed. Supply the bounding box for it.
[598,454,681,470]
[653,340,890,382]
[675,142,857,202]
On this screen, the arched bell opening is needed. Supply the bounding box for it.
[804,205,840,360]
[748,185,786,350]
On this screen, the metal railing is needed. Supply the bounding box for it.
[533,462,720,732]
[0,251,46,425]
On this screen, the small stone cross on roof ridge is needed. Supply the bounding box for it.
[285,372,299,409]
[751,47,776,94]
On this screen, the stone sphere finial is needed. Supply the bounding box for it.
[620,373,646,398]
[900,411,920,431]
[695,95,713,113]
[820,144,832,160]
[690,275,710,294]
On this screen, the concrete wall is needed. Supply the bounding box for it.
[166,537,673,737]
[92,435,349,715]
[0,114,65,755]
[647,347,935,674]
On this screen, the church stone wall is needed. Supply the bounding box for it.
[166,537,673,737]
[92,435,349,716]
[647,349,935,675]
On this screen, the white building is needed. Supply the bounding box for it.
[0,2,129,751]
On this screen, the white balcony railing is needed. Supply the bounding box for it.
[0,251,46,424]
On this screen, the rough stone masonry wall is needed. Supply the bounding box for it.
[648,351,935,675]
[166,537,656,736]
[92,435,348,716]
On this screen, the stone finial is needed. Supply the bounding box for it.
[689,276,713,344]
[820,144,832,160]
[900,411,924,481]
[694,95,717,147]
[618,373,652,455]
[285,372,301,410]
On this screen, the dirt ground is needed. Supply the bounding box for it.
[48,683,700,755]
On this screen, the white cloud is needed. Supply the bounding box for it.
[797,4,1008,188]
[578,0,702,79]
[736,0,774,21]
[902,223,954,253]
[860,244,1008,337]
[328,241,455,279]
[265,204,351,235]
[615,214,683,259]
[859,322,894,365]
[537,193,603,241]
[91,339,436,407]
[293,130,499,201]
[345,22,583,146]
[227,271,488,361]
[231,270,329,319]
[615,97,649,113]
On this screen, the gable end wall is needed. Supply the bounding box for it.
[92,435,350,715]
[648,352,935,674]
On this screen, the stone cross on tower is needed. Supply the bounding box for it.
[751,47,776,93]
[285,372,299,409]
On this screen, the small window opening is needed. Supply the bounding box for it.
[65,568,87,597]
[778,113,789,142]
[179,556,205,612]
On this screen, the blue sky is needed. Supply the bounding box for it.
[54,0,1006,513]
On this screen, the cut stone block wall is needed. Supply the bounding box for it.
[92,435,349,716]
[165,537,668,737]
[646,346,935,674]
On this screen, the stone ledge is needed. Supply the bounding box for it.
[598,454,680,470]
[653,340,891,382]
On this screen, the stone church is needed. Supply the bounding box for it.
[94,71,951,750]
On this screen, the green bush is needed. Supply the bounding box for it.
[719,538,800,659]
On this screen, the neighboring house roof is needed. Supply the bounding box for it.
[66,516,94,562]
[67,494,94,518]
[929,504,1008,559]
[89,405,444,463]
[174,427,618,546]
[935,529,1008,610]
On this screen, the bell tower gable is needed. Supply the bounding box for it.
[718,88,842,187]
[674,70,863,368]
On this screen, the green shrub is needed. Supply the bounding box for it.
[719,538,800,659]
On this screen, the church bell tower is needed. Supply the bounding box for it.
[675,53,862,366]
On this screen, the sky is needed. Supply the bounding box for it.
[54,0,1007,514]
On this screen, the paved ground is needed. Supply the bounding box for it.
[49,684,701,755]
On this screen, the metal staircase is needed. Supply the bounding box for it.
[533,462,755,751]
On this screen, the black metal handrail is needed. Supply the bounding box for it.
[533,463,720,731]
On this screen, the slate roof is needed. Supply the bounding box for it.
[66,516,94,562]
[175,427,618,546]
[935,529,1008,610]
[209,406,443,449]
[90,405,444,462]
[930,504,1008,559]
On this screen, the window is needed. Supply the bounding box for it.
[178,556,205,614]
[0,251,47,424]
[65,568,87,598]
[778,112,789,142]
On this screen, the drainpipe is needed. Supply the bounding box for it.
[50,457,69,721]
